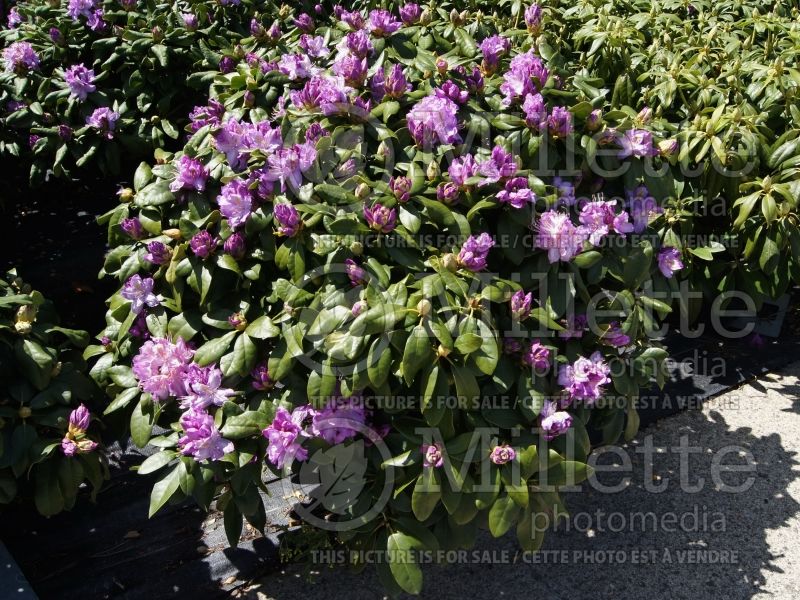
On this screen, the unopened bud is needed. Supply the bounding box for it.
[350,241,363,255]
[162,228,182,240]
[18,407,32,419]
[426,161,440,180]
[417,299,432,316]
[355,183,371,199]
[442,253,458,272]
[117,187,135,203]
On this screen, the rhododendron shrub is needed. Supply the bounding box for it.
[89,4,691,594]
[0,270,107,516]
[0,0,281,183]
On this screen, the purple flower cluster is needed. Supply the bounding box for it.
[500,50,549,105]
[291,75,350,114]
[132,336,195,401]
[539,400,572,440]
[178,409,234,462]
[489,444,516,465]
[217,179,253,229]
[274,203,301,237]
[523,340,551,370]
[458,233,494,271]
[477,146,518,186]
[658,247,684,278]
[406,95,461,147]
[121,275,159,314]
[170,155,209,193]
[86,107,119,139]
[479,35,510,71]
[626,185,663,232]
[619,129,657,159]
[578,199,633,245]
[421,443,444,468]
[510,290,533,319]
[64,64,96,101]
[367,9,402,36]
[534,210,586,263]
[3,42,39,73]
[558,352,612,404]
[61,405,98,457]
[364,203,397,233]
[179,365,235,411]
[263,407,311,468]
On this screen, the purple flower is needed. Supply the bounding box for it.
[352,300,367,317]
[560,314,588,340]
[457,233,494,271]
[250,362,274,390]
[132,336,195,400]
[478,146,517,186]
[586,109,603,131]
[145,241,170,265]
[479,35,510,71]
[69,404,91,433]
[264,407,310,468]
[274,203,301,237]
[449,154,478,188]
[435,80,469,104]
[263,143,316,193]
[503,337,523,354]
[67,0,96,20]
[389,176,411,202]
[61,405,97,457]
[558,351,611,405]
[8,7,23,28]
[384,64,411,99]
[219,56,236,74]
[437,182,460,205]
[399,3,421,24]
[524,4,543,31]
[523,340,551,370]
[311,397,367,444]
[64,64,97,101]
[182,12,198,30]
[510,290,533,319]
[278,54,313,80]
[602,322,631,347]
[224,232,246,260]
[299,34,329,59]
[465,67,485,93]
[626,185,663,233]
[539,401,572,440]
[121,275,159,314]
[341,30,373,57]
[345,259,367,286]
[305,123,329,143]
[50,28,65,45]
[489,444,516,465]
[535,210,586,263]
[179,365,235,411]
[364,203,397,233]
[267,21,281,42]
[522,93,547,131]
[28,134,40,149]
[553,177,576,207]
[189,230,216,259]
[332,54,368,87]
[406,95,461,148]
[497,177,535,208]
[130,313,150,340]
[340,9,365,30]
[120,217,144,240]
[86,107,119,139]
[500,50,549,105]
[547,106,573,139]
[657,247,684,278]
[421,443,444,468]
[170,155,208,193]
[190,99,224,132]
[179,409,234,462]
[578,200,634,245]
[290,75,350,114]
[3,42,40,73]
[618,129,656,159]
[217,179,253,229]
[367,9,402,36]
[294,13,315,33]
[86,9,106,31]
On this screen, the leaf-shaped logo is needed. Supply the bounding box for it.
[301,441,368,515]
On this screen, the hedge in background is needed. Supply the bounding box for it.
[86,3,689,594]
[0,270,107,516]
[0,0,283,183]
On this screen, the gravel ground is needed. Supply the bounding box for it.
[244,362,800,600]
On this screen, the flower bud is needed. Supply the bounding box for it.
[442,253,458,272]
[18,406,32,419]
[152,26,164,42]
[426,160,440,180]
[436,58,448,74]
[419,9,432,25]
[162,228,182,240]
[417,299,432,316]
[349,241,363,256]
[352,300,367,317]
[228,312,248,331]
[243,90,255,107]
[117,187,135,203]
[658,138,679,158]
[355,182,371,199]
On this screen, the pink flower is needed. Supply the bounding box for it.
[311,397,367,445]
[534,210,586,263]
[263,407,311,468]
[121,275,159,314]
[132,337,195,401]
[421,443,444,468]
[170,155,208,193]
[489,444,516,465]
[179,365,235,411]
[179,409,234,462]
[406,95,461,147]
[217,179,253,229]
[578,200,634,245]
[263,143,317,192]
[364,203,397,233]
[558,352,611,405]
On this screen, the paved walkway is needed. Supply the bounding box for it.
[244,363,800,600]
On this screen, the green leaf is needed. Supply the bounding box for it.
[130,398,154,448]
[411,468,440,521]
[149,464,183,517]
[138,451,175,475]
[386,532,424,595]
[402,325,433,385]
[454,332,483,354]
[221,410,272,439]
[245,315,280,339]
[224,501,243,548]
[194,331,237,366]
[488,495,521,537]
